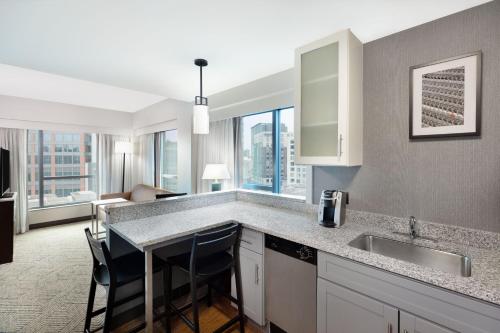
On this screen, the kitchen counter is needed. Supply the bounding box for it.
[108,200,500,306]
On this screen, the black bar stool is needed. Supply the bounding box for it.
[162,223,245,333]
[83,228,162,333]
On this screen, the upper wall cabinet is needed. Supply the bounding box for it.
[294,29,363,166]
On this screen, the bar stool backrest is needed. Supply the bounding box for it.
[190,223,241,272]
[84,228,115,283]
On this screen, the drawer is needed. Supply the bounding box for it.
[240,228,263,254]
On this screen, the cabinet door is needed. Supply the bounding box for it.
[298,38,340,159]
[400,312,456,333]
[231,246,265,325]
[317,277,398,333]
[294,29,363,166]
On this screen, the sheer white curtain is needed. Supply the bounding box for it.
[132,133,155,187]
[195,119,235,193]
[97,134,132,195]
[233,117,242,188]
[0,128,28,234]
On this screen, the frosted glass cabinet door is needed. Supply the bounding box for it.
[294,29,363,166]
[300,42,339,157]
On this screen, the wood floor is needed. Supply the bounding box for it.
[115,298,265,333]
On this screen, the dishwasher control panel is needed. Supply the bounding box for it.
[265,234,317,265]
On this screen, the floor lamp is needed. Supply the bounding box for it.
[115,141,132,192]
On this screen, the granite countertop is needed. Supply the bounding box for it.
[108,201,500,306]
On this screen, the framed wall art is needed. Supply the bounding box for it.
[409,51,482,139]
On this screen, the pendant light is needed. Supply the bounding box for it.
[193,58,209,134]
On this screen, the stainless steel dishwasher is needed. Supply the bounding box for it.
[265,234,317,333]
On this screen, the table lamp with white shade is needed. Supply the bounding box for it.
[202,164,230,191]
[115,141,132,192]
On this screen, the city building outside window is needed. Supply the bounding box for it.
[241,112,273,190]
[240,107,306,197]
[27,130,97,209]
[279,107,307,196]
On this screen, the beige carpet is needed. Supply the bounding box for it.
[0,221,106,333]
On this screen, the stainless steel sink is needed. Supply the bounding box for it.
[348,234,472,277]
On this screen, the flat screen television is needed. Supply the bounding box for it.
[0,148,10,196]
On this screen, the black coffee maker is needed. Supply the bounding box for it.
[318,190,348,227]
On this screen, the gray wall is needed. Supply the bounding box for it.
[313,0,500,232]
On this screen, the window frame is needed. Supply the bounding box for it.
[28,130,96,209]
[240,106,298,195]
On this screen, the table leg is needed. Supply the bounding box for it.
[145,250,154,333]
[95,204,99,239]
[91,204,94,236]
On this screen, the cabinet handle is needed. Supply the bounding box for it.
[338,134,343,158]
[255,264,259,284]
[387,323,392,333]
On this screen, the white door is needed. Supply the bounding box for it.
[231,246,264,325]
[400,311,456,333]
[317,277,398,333]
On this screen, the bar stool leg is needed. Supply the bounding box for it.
[84,278,97,332]
[163,264,172,333]
[102,284,116,333]
[234,262,246,333]
[190,276,201,333]
[206,280,213,307]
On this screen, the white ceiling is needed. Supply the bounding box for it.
[0,0,491,111]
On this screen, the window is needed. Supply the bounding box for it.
[156,130,178,191]
[27,130,97,209]
[241,112,274,190]
[279,108,307,196]
[240,107,306,197]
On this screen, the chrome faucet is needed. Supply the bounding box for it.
[409,216,417,239]
[392,216,436,242]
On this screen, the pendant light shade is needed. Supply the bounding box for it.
[193,104,209,134]
[193,58,209,134]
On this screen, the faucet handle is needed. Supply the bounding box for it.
[409,216,416,226]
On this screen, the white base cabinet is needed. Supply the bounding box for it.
[318,278,456,333]
[231,228,265,326]
[317,251,500,333]
[317,278,397,333]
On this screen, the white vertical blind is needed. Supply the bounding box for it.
[97,134,132,195]
[132,133,155,188]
